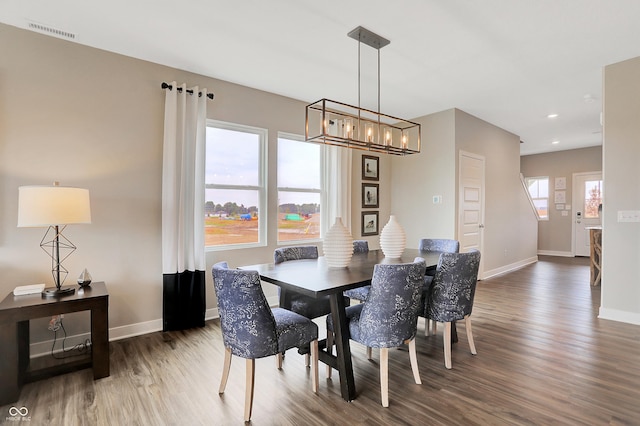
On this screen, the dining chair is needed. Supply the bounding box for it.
[274,245,350,319]
[326,257,426,407]
[212,262,319,422]
[343,240,371,302]
[418,238,460,336]
[274,245,350,366]
[420,250,481,369]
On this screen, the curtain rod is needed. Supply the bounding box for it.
[161,82,214,100]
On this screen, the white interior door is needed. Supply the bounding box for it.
[573,172,602,256]
[458,151,485,277]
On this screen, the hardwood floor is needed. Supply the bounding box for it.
[4,256,640,425]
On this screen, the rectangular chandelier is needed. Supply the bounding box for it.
[305,98,421,155]
[305,27,421,155]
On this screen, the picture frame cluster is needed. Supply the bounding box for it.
[361,155,379,236]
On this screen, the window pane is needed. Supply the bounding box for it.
[527,179,539,198]
[584,180,603,218]
[278,191,320,242]
[206,127,259,185]
[278,138,320,189]
[533,199,548,219]
[205,188,259,246]
[538,178,549,198]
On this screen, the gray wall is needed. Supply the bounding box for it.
[520,146,603,255]
[600,56,640,324]
[390,108,538,279]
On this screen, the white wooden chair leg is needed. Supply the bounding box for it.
[431,319,437,336]
[305,353,310,367]
[311,339,319,393]
[424,319,430,336]
[444,322,452,369]
[219,347,232,394]
[326,331,333,379]
[407,339,422,384]
[465,315,477,355]
[276,352,283,369]
[245,359,255,422]
[367,346,373,360]
[380,347,389,407]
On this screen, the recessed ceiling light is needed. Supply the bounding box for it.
[551,140,560,145]
[547,113,559,119]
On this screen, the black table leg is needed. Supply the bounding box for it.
[328,293,356,401]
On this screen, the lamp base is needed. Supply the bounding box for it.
[42,286,76,298]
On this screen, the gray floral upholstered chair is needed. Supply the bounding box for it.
[274,246,350,319]
[326,258,425,407]
[212,262,319,422]
[343,240,371,302]
[418,238,460,335]
[421,250,481,369]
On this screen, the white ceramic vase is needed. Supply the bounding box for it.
[324,217,354,268]
[380,215,406,259]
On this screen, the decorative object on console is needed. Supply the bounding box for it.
[323,217,354,268]
[78,268,92,287]
[305,26,421,155]
[379,215,406,259]
[17,182,92,297]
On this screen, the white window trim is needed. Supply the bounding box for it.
[525,176,549,221]
[205,119,268,251]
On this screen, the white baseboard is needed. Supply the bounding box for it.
[30,296,281,358]
[481,256,538,280]
[30,333,93,359]
[537,250,573,257]
[599,307,640,325]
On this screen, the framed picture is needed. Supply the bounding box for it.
[362,183,379,208]
[361,211,379,236]
[362,155,379,181]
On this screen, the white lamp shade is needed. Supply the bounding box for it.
[18,185,92,227]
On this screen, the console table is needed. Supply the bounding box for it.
[0,281,110,405]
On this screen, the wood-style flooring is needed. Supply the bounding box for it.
[3,256,640,425]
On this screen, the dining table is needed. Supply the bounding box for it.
[240,248,441,402]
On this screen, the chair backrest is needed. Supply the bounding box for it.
[274,246,319,264]
[418,238,460,253]
[353,240,369,253]
[426,250,481,322]
[212,262,278,359]
[357,258,426,347]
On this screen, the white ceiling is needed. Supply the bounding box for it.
[3,1,640,155]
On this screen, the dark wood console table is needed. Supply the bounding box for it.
[0,281,109,405]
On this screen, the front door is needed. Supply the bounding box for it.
[573,172,602,256]
[458,151,485,277]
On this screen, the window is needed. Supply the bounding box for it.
[277,133,322,242]
[525,176,549,220]
[205,121,266,248]
[584,179,603,218]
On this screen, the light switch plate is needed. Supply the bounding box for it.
[433,195,442,204]
[617,210,640,222]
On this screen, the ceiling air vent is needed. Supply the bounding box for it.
[27,21,76,40]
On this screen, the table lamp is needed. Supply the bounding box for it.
[18,182,92,297]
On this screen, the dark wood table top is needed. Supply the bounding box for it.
[0,281,108,311]
[240,249,441,298]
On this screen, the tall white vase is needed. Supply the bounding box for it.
[380,215,406,259]
[324,217,354,268]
